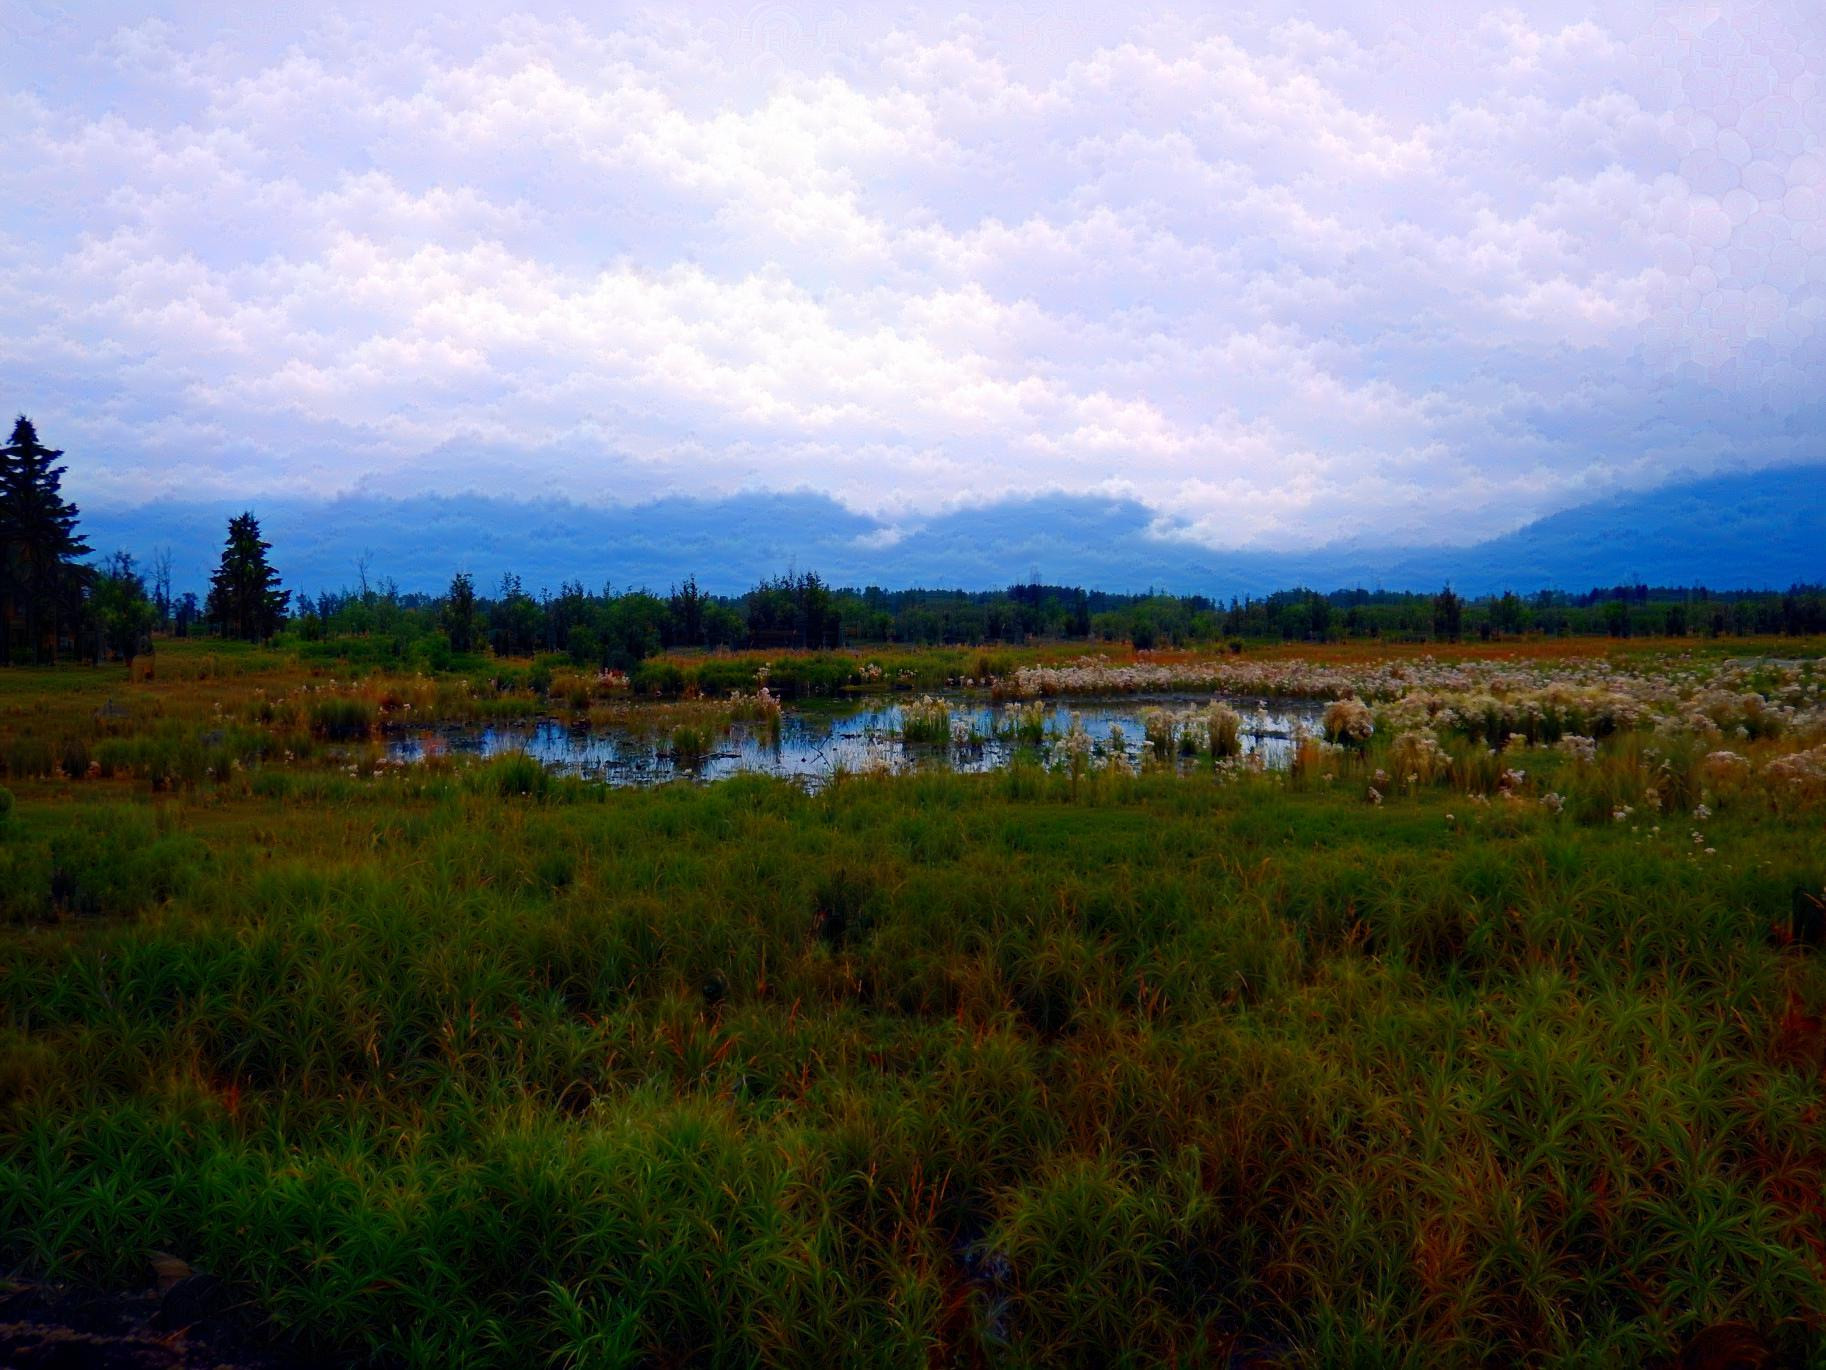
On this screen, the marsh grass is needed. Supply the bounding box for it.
[899,696,953,746]
[308,694,376,740]
[669,721,718,766]
[2,638,1826,1365]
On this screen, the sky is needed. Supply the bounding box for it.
[3,1,1823,571]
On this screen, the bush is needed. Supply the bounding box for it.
[530,654,569,695]
[58,736,91,780]
[0,786,12,825]
[418,636,454,673]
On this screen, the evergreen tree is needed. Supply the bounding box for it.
[669,574,709,647]
[0,415,90,664]
[175,592,200,637]
[1431,585,1463,643]
[206,512,289,641]
[443,571,479,653]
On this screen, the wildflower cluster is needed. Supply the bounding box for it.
[1766,743,1826,804]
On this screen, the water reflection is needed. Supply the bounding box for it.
[386,694,1324,787]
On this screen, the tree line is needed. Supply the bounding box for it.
[4,414,1824,670]
[1,417,285,666]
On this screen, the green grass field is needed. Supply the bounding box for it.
[4,639,1826,1365]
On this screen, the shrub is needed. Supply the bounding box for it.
[0,785,12,825]
[57,736,91,780]
[530,653,569,695]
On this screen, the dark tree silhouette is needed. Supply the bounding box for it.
[92,550,156,666]
[1432,585,1463,642]
[206,512,289,641]
[148,547,174,631]
[443,571,479,653]
[669,573,709,647]
[0,415,91,664]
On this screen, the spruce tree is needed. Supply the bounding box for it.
[206,512,289,641]
[0,416,90,664]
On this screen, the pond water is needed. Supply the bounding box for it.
[386,693,1326,788]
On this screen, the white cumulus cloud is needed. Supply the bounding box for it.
[1,0,1822,547]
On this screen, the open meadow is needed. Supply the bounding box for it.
[4,636,1826,1366]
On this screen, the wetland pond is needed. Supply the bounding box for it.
[387,693,1326,787]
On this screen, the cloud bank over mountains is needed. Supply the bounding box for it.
[4,1,1824,562]
[80,465,1826,601]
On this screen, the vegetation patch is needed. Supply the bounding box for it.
[2,635,1825,1365]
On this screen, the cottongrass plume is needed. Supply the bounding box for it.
[1207,703,1243,759]
[1142,709,1177,761]
[1054,713,1092,794]
[727,687,781,722]
[900,696,953,746]
[1103,724,1133,775]
[1321,696,1374,747]
[1766,744,1826,804]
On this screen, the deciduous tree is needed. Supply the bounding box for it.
[92,551,157,666]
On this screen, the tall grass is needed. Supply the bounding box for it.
[308,695,376,740]
[2,638,1825,1365]
[899,696,953,746]
[669,722,717,766]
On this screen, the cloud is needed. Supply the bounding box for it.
[2,1,1822,551]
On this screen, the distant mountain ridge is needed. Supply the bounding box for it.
[78,465,1824,600]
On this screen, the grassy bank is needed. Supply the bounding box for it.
[2,640,1825,1365]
